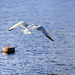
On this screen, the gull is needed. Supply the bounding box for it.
[9,21,54,41]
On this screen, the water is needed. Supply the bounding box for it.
[0,0,75,75]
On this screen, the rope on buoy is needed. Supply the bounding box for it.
[7,43,11,47]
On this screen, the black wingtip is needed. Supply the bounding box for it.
[50,38,54,41]
[46,36,54,41]
[52,39,54,41]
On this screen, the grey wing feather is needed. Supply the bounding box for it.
[38,26,54,41]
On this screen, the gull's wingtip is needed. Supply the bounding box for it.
[8,28,14,31]
[46,35,54,41]
[51,39,54,41]
[50,38,54,41]
[8,29,11,31]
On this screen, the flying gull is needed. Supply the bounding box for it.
[9,21,54,41]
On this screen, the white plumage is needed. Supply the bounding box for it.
[9,21,54,41]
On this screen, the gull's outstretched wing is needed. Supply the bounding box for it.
[37,26,54,41]
[9,21,28,31]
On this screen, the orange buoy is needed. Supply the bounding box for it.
[2,43,15,53]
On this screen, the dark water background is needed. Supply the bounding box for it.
[0,0,75,75]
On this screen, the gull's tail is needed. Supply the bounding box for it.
[21,29,31,34]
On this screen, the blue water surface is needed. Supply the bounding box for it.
[0,0,75,75]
